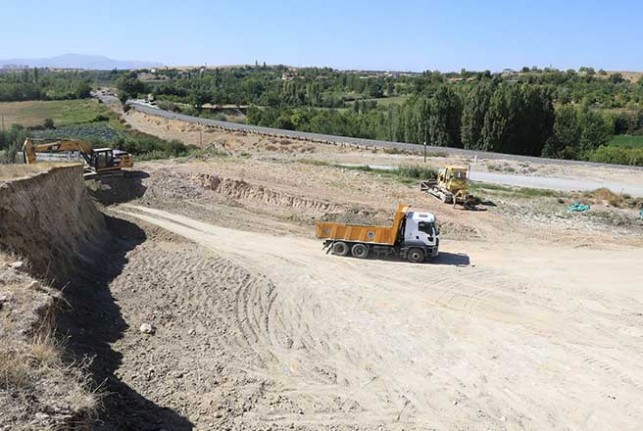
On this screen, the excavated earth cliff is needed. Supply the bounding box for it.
[0,164,107,430]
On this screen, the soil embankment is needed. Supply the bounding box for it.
[0,164,106,282]
[0,165,105,429]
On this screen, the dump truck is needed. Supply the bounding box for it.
[316,204,439,263]
[420,165,477,209]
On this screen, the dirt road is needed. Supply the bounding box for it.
[113,204,643,430]
[470,171,643,197]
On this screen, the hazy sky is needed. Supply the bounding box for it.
[1,0,641,71]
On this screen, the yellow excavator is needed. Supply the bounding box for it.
[420,165,478,209]
[22,138,133,178]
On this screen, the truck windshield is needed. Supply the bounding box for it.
[418,221,435,236]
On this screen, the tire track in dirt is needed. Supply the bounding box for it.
[112,205,643,430]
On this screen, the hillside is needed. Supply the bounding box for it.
[0,54,162,70]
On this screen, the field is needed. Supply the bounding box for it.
[30,122,122,141]
[0,99,109,128]
[346,95,410,107]
[608,134,643,148]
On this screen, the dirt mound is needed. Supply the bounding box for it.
[193,173,343,213]
[581,187,641,208]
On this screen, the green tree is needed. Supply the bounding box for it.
[461,80,493,150]
[118,91,130,105]
[427,86,462,147]
[542,105,580,158]
[116,74,147,98]
[515,85,555,156]
[578,106,611,156]
[481,86,512,152]
[608,73,625,84]
[189,88,210,111]
[74,81,92,99]
[386,80,395,97]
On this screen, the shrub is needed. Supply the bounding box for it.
[588,145,643,166]
[93,114,110,122]
[116,132,190,159]
[43,118,55,129]
[157,100,180,112]
[395,165,437,179]
[0,124,27,164]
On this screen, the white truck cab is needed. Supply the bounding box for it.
[403,211,440,257]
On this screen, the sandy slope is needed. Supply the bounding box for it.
[113,204,643,430]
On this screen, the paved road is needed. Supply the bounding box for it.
[127,101,643,172]
[119,100,643,196]
[339,163,643,196]
[471,171,643,197]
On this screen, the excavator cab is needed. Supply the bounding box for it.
[92,148,115,170]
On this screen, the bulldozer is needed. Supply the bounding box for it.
[420,165,478,209]
[22,138,133,178]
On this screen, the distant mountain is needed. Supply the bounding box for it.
[0,54,163,70]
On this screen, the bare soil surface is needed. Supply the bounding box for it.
[78,102,643,429]
[109,203,643,431]
[75,147,643,430]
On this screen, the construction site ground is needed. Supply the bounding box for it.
[4,105,643,430]
[73,109,643,431]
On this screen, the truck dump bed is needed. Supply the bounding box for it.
[315,222,398,245]
[315,204,409,246]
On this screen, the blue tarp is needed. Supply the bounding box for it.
[568,202,590,212]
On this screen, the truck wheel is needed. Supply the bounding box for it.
[332,241,349,257]
[407,248,425,263]
[351,243,369,259]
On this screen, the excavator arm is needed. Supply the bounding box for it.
[22,138,133,178]
[22,138,94,165]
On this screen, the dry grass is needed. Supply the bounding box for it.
[0,264,99,428]
[0,163,54,181]
[583,188,628,207]
[29,333,61,368]
[0,341,31,389]
[487,161,516,173]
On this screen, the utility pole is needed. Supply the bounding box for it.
[423,141,427,163]
[199,131,203,146]
[1,115,4,133]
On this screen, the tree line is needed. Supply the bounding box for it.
[2,65,643,165]
[0,68,101,102]
[249,79,623,161]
